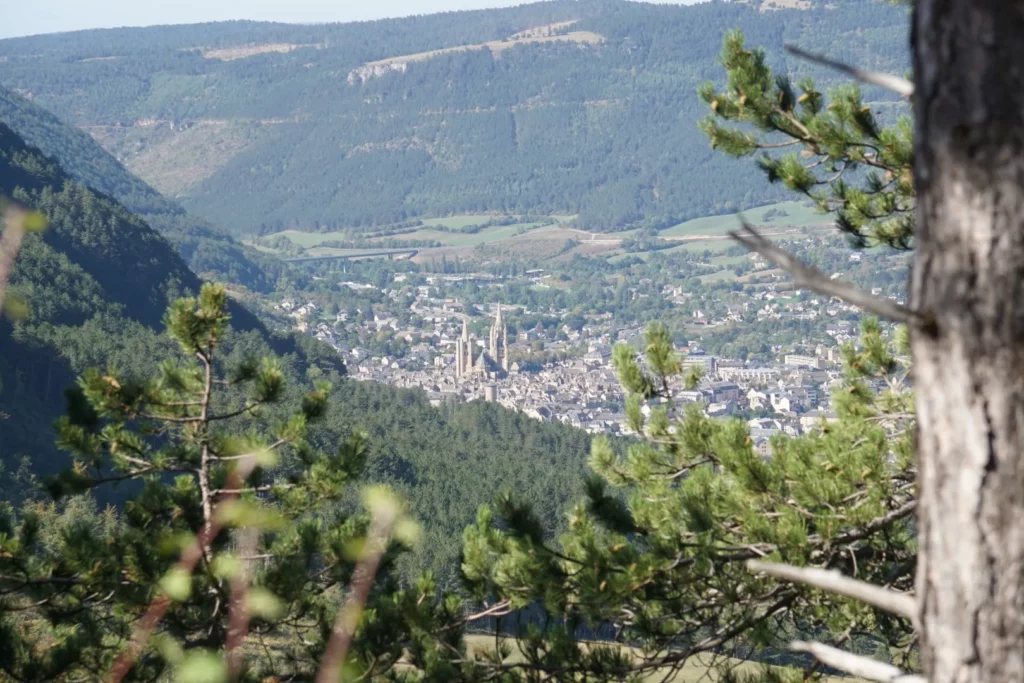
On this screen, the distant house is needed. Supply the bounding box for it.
[707,382,741,403]
[525,406,553,422]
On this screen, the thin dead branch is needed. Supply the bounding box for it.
[747,560,916,621]
[785,44,914,98]
[729,220,921,324]
[790,641,924,682]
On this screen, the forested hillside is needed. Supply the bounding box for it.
[0,124,590,583]
[0,121,201,475]
[0,85,281,291]
[0,0,909,234]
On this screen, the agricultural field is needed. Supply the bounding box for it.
[659,201,832,238]
[269,215,567,248]
[262,206,829,266]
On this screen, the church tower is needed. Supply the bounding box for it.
[489,305,502,360]
[456,318,473,378]
[502,318,509,372]
[488,305,508,374]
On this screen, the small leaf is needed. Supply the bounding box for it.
[393,518,421,546]
[253,448,278,467]
[157,531,195,556]
[160,566,192,601]
[22,211,47,233]
[2,293,28,321]
[211,554,242,580]
[152,634,184,666]
[247,587,285,619]
[176,651,227,683]
[343,537,367,562]
[361,485,402,520]
[216,500,286,530]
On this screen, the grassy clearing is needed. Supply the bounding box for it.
[659,201,831,238]
[300,247,418,260]
[609,238,737,263]
[202,43,320,61]
[463,635,853,682]
[349,23,604,81]
[269,215,570,250]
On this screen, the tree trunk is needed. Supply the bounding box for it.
[912,2,1024,682]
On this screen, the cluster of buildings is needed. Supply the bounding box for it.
[275,271,896,456]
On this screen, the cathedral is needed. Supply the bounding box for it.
[454,306,509,379]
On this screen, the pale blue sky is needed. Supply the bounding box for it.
[1,0,702,40]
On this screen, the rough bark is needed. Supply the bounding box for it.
[912,2,1024,682]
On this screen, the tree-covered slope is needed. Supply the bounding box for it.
[0,85,281,291]
[0,0,909,234]
[0,121,199,475]
[0,125,591,583]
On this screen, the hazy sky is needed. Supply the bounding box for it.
[1,0,702,40]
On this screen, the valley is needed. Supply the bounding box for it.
[0,0,927,680]
[250,200,833,265]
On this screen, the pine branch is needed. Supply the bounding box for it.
[747,560,917,621]
[107,450,265,682]
[827,499,916,546]
[785,44,914,98]
[728,219,921,324]
[439,599,513,633]
[789,641,924,682]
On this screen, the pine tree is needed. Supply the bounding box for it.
[911,3,1024,681]
[461,321,917,681]
[698,30,914,249]
[0,284,466,681]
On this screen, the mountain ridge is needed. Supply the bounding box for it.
[0,0,910,233]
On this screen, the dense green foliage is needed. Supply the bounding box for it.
[325,382,591,588]
[0,120,201,477]
[0,0,908,234]
[700,31,914,248]
[0,2,927,677]
[0,285,472,681]
[461,321,916,680]
[0,85,281,291]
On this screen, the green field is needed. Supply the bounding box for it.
[659,201,832,238]
[268,206,829,263]
[608,238,737,263]
[269,215,575,250]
